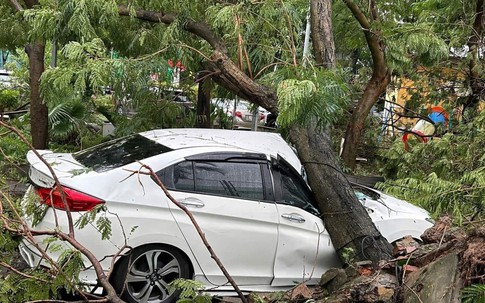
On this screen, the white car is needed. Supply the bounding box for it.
[19,128,433,303]
[211,98,269,128]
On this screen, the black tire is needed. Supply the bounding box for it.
[111,244,191,303]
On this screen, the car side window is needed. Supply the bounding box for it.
[194,162,264,200]
[277,163,320,216]
[161,160,266,201]
[173,161,195,191]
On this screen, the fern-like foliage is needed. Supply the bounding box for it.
[265,66,349,129]
[74,205,112,240]
[22,8,62,41]
[96,216,112,241]
[41,39,110,97]
[386,22,449,74]
[21,186,49,227]
[55,250,85,293]
[170,278,212,303]
[411,0,477,48]
[462,284,485,303]
[0,268,55,303]
[379,111,485,223]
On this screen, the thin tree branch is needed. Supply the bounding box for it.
[117,5,227,53]
[343,0,371,29]
[0,191,89,301]
[126,163,249,303]
[8,0,24,11]
[343,0,387,74]
[0,121,75,237]
[253,61,288,79]
[0,261,47,282]
[281,0,298,66]
[0,122,125,303]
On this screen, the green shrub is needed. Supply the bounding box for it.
[0,86,20,112]
[378,111,485,224]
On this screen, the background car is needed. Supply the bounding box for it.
[211,98,270,129]
[19,128,433,303]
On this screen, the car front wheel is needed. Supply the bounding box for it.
[112,244,191,303]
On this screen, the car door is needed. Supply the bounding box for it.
[157,152,279,286]
[271,159,341,286]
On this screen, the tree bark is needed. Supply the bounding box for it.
[196,71,212,128]
[463,0,484,120]
[208,50,279,114]
[9,0,49,149]
[25,42,49,149]
[340,71,389,169]
[340,0,390,170]
[310,0,336,68]
[289,124,392,262]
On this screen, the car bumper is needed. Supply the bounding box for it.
[18,241,39,268]
[18,240,100,287]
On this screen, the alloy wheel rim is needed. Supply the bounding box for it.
[126,249,181,303]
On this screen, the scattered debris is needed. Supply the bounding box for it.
[320,268,348,293]
[313,216,484,303]
[289,283,313,301]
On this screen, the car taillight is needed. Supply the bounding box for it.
[36,186,104,212]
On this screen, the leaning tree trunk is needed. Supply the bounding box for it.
[292,0,392,263]
[340,71,389,169]
[25,42,49,149]
[290,124,392,262]
[340,0,391,170]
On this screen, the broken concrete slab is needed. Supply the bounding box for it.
[402,251,464,303]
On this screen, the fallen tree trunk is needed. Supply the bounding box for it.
[289,124,392,263]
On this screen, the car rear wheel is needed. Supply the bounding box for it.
[112,244,191,303]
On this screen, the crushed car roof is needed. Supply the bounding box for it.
[140,128,302,171]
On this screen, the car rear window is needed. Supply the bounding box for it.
[74,134,172,172]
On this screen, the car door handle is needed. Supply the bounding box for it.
[178,198,205,208]
[281,213,306,223]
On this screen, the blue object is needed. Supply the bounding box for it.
[428,112,446,125]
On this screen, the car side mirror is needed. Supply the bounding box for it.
[271,157,280,170]
[271,155,290,173]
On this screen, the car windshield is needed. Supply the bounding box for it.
[353,185,380,201]
[74,134,172,172]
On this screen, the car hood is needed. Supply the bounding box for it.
[377,191,429,216]
[356,185,430,218]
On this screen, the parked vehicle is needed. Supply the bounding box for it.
[211,98,270,129]
[20,128,433,303]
